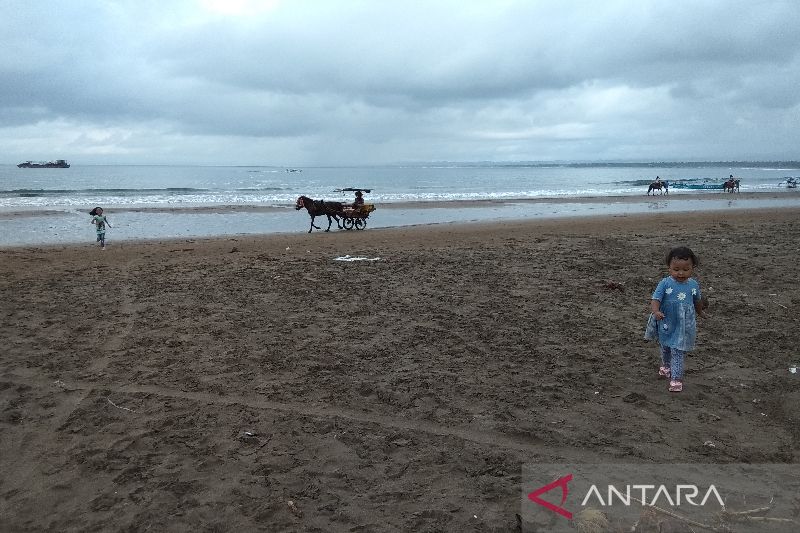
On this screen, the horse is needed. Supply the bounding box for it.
[295,196,344,233]
[723,179,740,193]
[647,181,668,195]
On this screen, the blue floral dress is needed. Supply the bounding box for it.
[647,276,701,351]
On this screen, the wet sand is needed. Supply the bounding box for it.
[1,207,799,531]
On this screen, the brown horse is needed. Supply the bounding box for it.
[647,181,668,195]
[723,179,740,193]
[295,196,344,233]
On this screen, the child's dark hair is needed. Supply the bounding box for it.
[89,207,102,216]
[666,246,698,266]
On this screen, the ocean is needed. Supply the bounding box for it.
[2,162,799,246]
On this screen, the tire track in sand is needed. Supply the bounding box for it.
[0,257,141,503]
[2,374,547,455]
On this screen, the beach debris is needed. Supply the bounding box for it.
[622,392,647,404]
[238,430,261,443]
[287,499,302,517]
[697,410,721,422]
[703,440,716,448]
[107,398,135,413]
[602,280,625,292]
[53,379,74,391]
[572,508,610,533]
[239,432,273,456]
[630,496,799,531]
[790,365,797,374]
[333,255,380,262]
[229,247,239,253]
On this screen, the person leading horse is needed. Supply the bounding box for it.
[647,176,668,195]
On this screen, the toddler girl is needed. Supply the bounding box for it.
[645,246,706,392]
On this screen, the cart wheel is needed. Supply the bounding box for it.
[342,218,354,230]
[355,219,366,230]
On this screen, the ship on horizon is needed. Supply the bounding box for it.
[17,159,70,168]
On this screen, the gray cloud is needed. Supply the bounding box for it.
[1,0,799,164]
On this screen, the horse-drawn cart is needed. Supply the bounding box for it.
[295,188,377,233]
[340,203,376,230]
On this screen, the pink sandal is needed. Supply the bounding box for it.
[669,380,683,392]
[658,366,671,378]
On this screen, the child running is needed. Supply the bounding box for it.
[645,246,706,392]
[89,207,111,249]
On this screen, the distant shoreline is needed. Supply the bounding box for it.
[4,160,800,168]
[2,190,799,248]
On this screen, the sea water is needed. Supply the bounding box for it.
[3,163,799,208]
[1,162,799,245]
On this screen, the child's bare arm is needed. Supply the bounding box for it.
[651,299,664,319]
[694,301,707,318]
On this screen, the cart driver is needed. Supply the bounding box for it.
[352,190,364,208]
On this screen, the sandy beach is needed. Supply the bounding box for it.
[1,206,799,531]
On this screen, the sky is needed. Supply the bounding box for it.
[1,0,799,166]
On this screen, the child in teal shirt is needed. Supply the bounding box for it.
[89,206,111,249]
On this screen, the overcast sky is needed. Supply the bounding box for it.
[1,1,799,165]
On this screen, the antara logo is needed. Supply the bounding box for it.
[528,474,574,519]
[582,484,725,507]
[528,474,725,520]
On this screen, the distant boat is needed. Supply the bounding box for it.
[285,168,302,173]
[17,159,70,168]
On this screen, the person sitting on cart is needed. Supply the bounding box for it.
[351,190,364,209]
